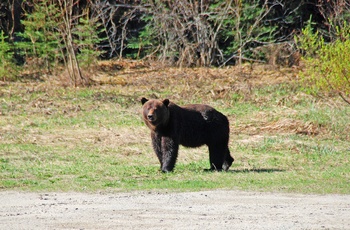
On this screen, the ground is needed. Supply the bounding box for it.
[1,61,349,229]
[1,190,349,229]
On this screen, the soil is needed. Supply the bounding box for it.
[1,190,349,230]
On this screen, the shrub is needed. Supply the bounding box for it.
[296,19,350,104]
[16,0,104,86]
[17,0,61,73]
[0,31,19,81]
[129,0,277,67]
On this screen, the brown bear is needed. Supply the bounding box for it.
[141,97,234,172]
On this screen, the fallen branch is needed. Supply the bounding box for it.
[220,55,266,67]
[339,92,350,106]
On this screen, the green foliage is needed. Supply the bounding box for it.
[17,0,61,72]
[0,31,19,80]
[296,19,350,101]
[127,22,153,59]
[296,18,323,57]
[15,0,103,81]
[74,16,104,68]
[220,0,277,58]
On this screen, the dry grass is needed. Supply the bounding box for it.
[1,59,348,142]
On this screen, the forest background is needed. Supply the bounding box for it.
[0,0,349,95]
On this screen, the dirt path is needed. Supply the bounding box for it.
[1,190,349,229]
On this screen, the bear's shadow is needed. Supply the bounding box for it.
[203,168,285,173]
[227,168,285,173]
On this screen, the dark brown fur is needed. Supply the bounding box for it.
[141,97,234,172]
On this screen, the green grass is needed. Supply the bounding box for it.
[0,75,349,194]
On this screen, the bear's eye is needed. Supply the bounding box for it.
[148,107,157,111]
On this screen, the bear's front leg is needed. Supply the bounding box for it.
[161,136,179,172]
[151,132,163,167]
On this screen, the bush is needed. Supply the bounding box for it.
[297,19,350,104]
[16,0,103,86]
[129,0,277,67]
[17,0,61,73]
[0,31,19,81]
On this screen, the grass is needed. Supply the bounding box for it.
[0,63,349,194]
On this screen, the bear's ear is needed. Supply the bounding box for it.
[141,97,148,105]
[162,99,170,107]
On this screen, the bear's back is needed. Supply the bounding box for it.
[180,104,228,124]
[168,103,229,147]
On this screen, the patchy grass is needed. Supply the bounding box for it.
[0,62,349,194]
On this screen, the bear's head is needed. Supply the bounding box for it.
[141,97,170,131]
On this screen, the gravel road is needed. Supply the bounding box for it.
[1,190,349,229]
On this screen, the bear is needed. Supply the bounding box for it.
[141,97,234,172]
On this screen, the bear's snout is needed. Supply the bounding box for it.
[147,114,154,121]
[146,108,159,122]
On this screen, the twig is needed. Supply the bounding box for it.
[339,92,350,106]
